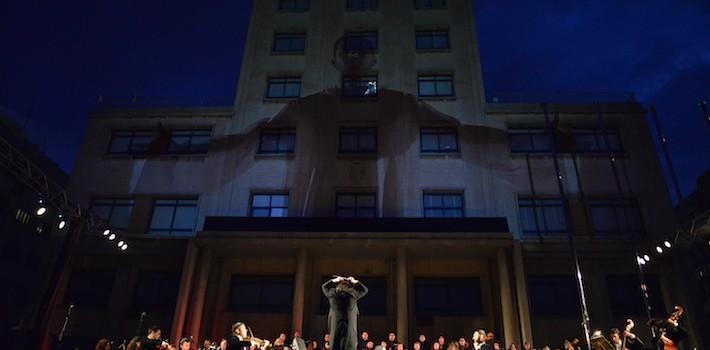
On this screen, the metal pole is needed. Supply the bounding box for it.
[699,101,710,127]
[542,104,592,349]
[57,304,74,343]
[634,253,655,338]
[650,105,683,203]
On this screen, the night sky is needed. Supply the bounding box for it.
[0,1,708,202]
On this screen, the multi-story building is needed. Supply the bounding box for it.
[49,0,704,349]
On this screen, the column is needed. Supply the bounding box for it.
[396,247,408,343]
[171,242,200,342]
[188,247,213,340]
[512,243,533,345]
[497,249,520,347]
[291,248,308,333]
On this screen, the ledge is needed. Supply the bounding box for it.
[419,152,462,159]
[254,153,296,160]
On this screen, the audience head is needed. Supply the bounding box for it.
[419,335,427,343]
[220,339,227,350]
[507,344,517,350]
[362,332,369,340]
[397,344,405,350]
[414,342,422,350]
[433,342,442,350]
[523,342,532,350]
[389,333,397,342]
[366,341,374,349]
[493,343,501,350]
[95,338,111,350]
[147,326,161,340]
[448,341,461,350]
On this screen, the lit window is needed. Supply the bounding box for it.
[418,75,454,97]
[343,76,378,97]
[258,129,296,154]
[518,197,567,236]
[250,193,289,217]
[91,198,134,232]
[266,77,301,99]
[420,127,458,153]
[149,199,198,236]
[107,131,152,155]
[167,129,211,154]
[423,192,464,217]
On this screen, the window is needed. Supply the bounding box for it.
[131,270,181,312]
[343,32,378,52]
[415,0,446,9]
[418,75,454,97]
[167,129,211,154]
[227,276,293,313]
[258,129,296,154]
[423,192,464,217]
[336,193,376,217]
[346,0,377,10]
[528,275,579,316]
[279,0,309,12]
[91,198,134,232]
[320,276,386,315]
[606,274,665,318]
[508,129,553,153]
[273,33,306,53]
[588,199,643,236]
[266,77,301,99]
[250,193,289,217]
[64,269,116,308]
[416,30,449,50]
[414,278,482,316]
[149,199,198,236]
[420,128,458,153]
[572,129,622,153]
[107,131,152,155]
[518,198,567,237]
[339,127,377,153]
[343,76,378,97]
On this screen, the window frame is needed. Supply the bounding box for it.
[417,74,455,97]
[422,192,465,218]
[419,127,459,153]
[572,128,624,154]
[166,129,212,155]
[415,30,450,50]
[342,75,378,97]
[517,197,568,237]
[335,192,377,218]
[338,127,378,154]
[106,130,153,155]
[227,275,295,313]
[272,32,307,53]
[345,0,378,11]
[249,192,289,217]
[265,77,302,99]
[278,0,310,12]
[148,198,199,237]
[414,0,447,10]
[414,277,483,316]
[343,31,378,52]
[507,128,554,154]
[90,197,135,232]
[587,198,644,236]
[528,275,580,316]
[257,128,297,154]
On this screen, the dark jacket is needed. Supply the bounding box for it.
[322,280,369,350]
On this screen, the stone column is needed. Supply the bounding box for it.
[171,242,200,342]
[396,247,408,343]
[497,249,519,347]
[292,248,308,333]
[512,243,533,345]
[188,247,213,341]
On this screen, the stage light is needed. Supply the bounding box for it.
[656,246,663,254]
[663,240,672,248]
[637,257,647,266]
[120,244,128,251]
[643,254,650,262]
[36,198,47,216]
[57,214,67,229]
[108,233,116,241]
[117,240,125,248]
[102,229,111,236]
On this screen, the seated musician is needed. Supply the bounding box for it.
[228,322,254,350]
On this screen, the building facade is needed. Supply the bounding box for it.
[51,0,703,349]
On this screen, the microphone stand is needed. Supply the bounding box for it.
[136,312,146,337]
[58,304,75,345]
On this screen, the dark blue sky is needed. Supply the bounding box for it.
[0,1,708,201]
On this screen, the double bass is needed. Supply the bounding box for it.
[659,305,684,350]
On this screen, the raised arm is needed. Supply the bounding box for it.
[349,277,368,300]
[322,277,340,298]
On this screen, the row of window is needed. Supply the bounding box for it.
[65,269,665,318]
[92,198,198,236]
[509,128,623,154]
[108,129,210,155]
[265,74,454,99]
[273,30,449,54]
[278,0,447,13]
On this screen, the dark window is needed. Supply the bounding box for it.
[588,199,643,236]
[423,192,464,217]
[414,278,482,316]
[528,275,580,316]
[108,131,152,155]
[343,32,378,52]
[606,274,665,318]
[508,129,553,153]
[420,128,458,153]
[227,276,294,313]
[415,0,446,9]
[167,129,211,154]
[319,277,386,315]
[336,193,376,217]
[418,75,454,97]
[416,30,449,50]
[258,129,296,154]
[343,76,378,97]
[131,270,181,312]
[573,129,623,153]
[64,269,116,309]
[279,0,310,12]
[339,128,377,153]
[518,198,567,237]
[250,193,289,217]
[91,198,134,232]
[273,33,306,53]
[346,0,377,10]
[266,77,301,99]
[149,199,198,236]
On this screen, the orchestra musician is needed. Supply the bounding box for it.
[649,306,687,350]
[228,322,272,350]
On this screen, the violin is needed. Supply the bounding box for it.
[247,327,273,350]
[661,305,684,350]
